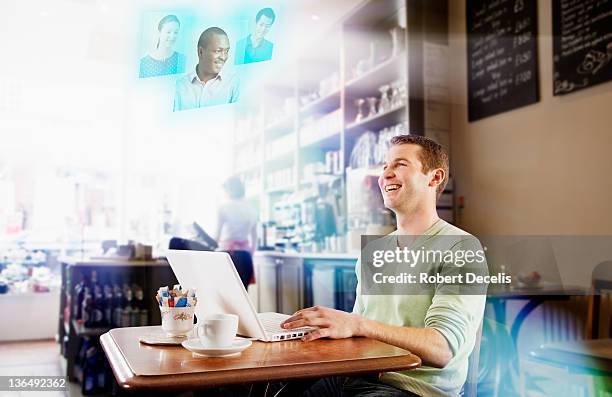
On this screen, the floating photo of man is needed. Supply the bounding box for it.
[173,27,240,111]
[235,7,276,65]
[139,15,186,78]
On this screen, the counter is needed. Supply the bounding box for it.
[254,250,359,260]
[0,290,60,341]
[252,251,358,315]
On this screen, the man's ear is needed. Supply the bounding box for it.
[197,46,204,58]
[429,169,445,189]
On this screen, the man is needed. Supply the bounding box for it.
[282,135,487,397]
[173,27,240,111]
[234,8,275,64]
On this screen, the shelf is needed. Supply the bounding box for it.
[266,185,295,194]
[265,152,294,170]
[345,105,405,134]
[299,174,342,186]
[63,258,168,267]
[72,319,111,337]
[234,163,261,174]
[299,90,341,117]
[299,129,341,150]
[234,134,262,146]
[264,116,294,132]
[345,53,406,98]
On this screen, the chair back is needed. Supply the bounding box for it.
[589,261,612,338]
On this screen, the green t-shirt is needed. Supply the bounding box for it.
[353,219,487,397]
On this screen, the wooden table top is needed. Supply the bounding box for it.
[530,338,612,374]
[100,326,421,391]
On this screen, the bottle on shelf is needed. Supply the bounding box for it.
[130,284,140,327]
[121,286,133,328]
[73,273,87,321]
[81,287,93,327]
[103,278,113,328]
[86,271,104,328]
[134,286,148,326]
[112,279,124,328]
[81,344,100,395]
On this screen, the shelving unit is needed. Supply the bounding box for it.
[58,258,177,389]
[299,90,341,117]
[232,0,452,231]
[345,104,406,133]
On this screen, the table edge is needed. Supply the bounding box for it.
[100,332,139,390]
[100,331,421,391]
[121,355,420,391]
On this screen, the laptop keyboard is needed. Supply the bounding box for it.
[258,312,312,334]
[258,312,291,333]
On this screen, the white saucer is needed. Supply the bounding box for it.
[181,338,252,358]
[139,333,188,346]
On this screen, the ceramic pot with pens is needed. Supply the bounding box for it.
[160,306,195,337]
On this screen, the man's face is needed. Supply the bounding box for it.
[253,15,273,40]
[198,33,230,75]
[378,144,433,213]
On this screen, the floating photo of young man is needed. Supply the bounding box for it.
[234,7,276,65]
[173,27,240,111]
[139,14,186,78]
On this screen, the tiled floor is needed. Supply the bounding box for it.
[0,339,81,397]
[0,340,196,397]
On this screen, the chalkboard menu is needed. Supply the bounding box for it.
[553,0,612,95]
[467,0,539,121]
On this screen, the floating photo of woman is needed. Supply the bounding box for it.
[139,14,186,78]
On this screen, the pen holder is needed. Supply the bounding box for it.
[160,306,195,337]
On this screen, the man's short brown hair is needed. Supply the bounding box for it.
[389,135,449,197]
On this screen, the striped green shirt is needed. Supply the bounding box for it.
[353,219,487,397]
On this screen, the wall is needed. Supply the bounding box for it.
[448,0,612,235]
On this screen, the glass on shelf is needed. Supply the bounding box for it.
[366,97,378,118]
[354,98,365,123]
[378,85,391,114]
[390,81,401,109]
[398,81,408,106]
[389,27,405,57]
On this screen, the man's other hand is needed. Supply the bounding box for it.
[281,306,363,342]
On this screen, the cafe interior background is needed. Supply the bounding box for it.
[1,0,611,395]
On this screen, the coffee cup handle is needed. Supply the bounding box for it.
[197,323,209,338]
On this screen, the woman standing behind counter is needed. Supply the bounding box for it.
[215,177,257,287]
[139,15,186,78]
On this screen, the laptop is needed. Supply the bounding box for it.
[165,250,312,342]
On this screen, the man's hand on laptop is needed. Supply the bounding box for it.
[281,306,363,342]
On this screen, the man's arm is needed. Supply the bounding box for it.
[281,306,453,368]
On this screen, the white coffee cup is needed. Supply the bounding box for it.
[197,313,239,348]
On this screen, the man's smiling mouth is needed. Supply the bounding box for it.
[385,184,401,192]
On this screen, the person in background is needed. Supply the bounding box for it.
[215,176,257,287]
[139,15,186,78]
[173,27,240,111]
[234,8,276,64]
